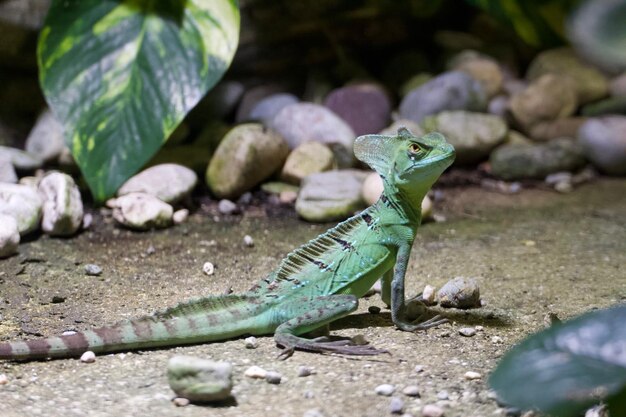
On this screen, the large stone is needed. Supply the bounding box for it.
[578,116,626,175]
[0,156,17,183]
[269,103,356,167]
[323,83,392,136]
[110,193,173,230]
[0,183,42,235]
[0,146,43,171]
[38,172,83,236]
[206,124,289,199]
[510,74,578,130]
[422,111,507,165]
[398,71,487,123]
[248,93,299,125]
[528,117,588,142]
[450,51,504,98]
[118,164,197,204]
[25,110,65,162]
[379,119,424,137]
[526,47,609,104]
[168,356,233,403]
[280,142,336,185]
[296,170,368,222]
[0,214,20,258]
[490,138,586,180]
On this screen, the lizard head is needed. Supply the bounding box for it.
[354,127,455,194]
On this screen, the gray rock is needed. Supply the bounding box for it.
[84,264,102,276]
[265,371,282,384]
[0,156,17,183]
[389,397,405,414]
[528,117,588,142]
[0,214,20,258]
[25,110,65,162]
[38,172,83,236]
[422,111,507,164]
[260,181,299,195]
[438,276,481,309]
[510,74,578,130]
[248,93,299,124]
[118,164,197,204]
[324,83,392,136]
[578,116,626,175]
[0,183,42,235]
[379,119,424,137]
[296,170,368,222]
[398,71,487,123]
[217,199,238,215]
[488,95,509,117]
[110,193,173,230]
[375,384,395,396]
[167,356,233,403]
[236,84,286,123]
[0,146,43,171]
[269,103,356,167]
[526,47,609,104]
[206,124,289,199]
[280,142,336,185]
[450,51,504,98]
[490,138,586,180]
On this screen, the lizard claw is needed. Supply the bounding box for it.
[276,347,295,360]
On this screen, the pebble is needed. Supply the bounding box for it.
[296,170,368,222]
[244,336,258,349]
[172,209,189,224]
[243,235,254,247]
[235,85,285,123]
[0,374,8,385]
[323,83,392,136]
[303,409,325,417]
[491,336,504,344]
[361,172,384,206]
[218,199,238,215]
[265,371,282,384]
[421,285,436,306]
[280,142,336,185]
[577,116,626,175]
[438,277,481,309]
[399,71,487,123]
[0,214,19,258]
[202,262,215,276]
[437,390,449,400]
[421,404,445,417]
[84,264,103,276]
[375,384,396,396]
[464,371,482,380]
[118,164,198,204]
[38,172,84,236]
[414,365,425,373]
[247,93,299,124]
[25,110,65,162]
[0,156,17,183]
[279,190,298,204]
[0,183,43,235]
[368,305,381,314]
[389,397,405,415]
[110,193,173,230]
[269,103,356,167]
[82,213,93,229]
[451,51,503,98]
[297,366,313,377]
[459,327,476,337]
[172,397,190,407]
[207,123,290,199]
[80,351,96,363]
[402,385,421,397]
[244,365,267,379]
[528,117,587,142]
[167,356,233,402]
[422,111,507,165]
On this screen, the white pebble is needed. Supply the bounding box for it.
[491,336,504,344]
[244,365,267,379]
[172,209,189,224]
[62,330,77,336]
[172,397,190,407]
[82,213,93,230]
[390,397,405,414]
[414,364,425,373]
[437,390,449,400]
[422,404,445,417]
[0,374,8,385]
[217,199,238,215]
[375,383,395,396]
[464,371,482,380]
[459,327,476,337]
[202,262,215,276]
[297,366,313,377]
[244,336,258,349]
[80,351,96,363]
[243,235,254,247]
[402,385,420,397]
[421,285,436,305]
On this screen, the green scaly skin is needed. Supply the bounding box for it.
[0,129,455,361]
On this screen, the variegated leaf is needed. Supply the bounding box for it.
[38,0,239,201]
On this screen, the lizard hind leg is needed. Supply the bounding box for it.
[273,294,389,359]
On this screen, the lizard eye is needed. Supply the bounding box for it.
[408,143,421,154]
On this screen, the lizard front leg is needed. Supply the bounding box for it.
[390,244,448,331]
[273,294,389,359]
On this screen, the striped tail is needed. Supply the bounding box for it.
[0,294,268,361]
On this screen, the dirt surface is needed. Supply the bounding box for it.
[1,179,625,417]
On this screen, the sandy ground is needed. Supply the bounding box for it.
[0,179,624,417]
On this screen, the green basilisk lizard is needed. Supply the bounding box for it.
[0,128,455,361]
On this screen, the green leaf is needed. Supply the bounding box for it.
[489,305,626,417]
[38,0,240,201]
[567,0,626,72]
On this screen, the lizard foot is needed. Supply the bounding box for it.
[396,314,449,332]
[275,334,389,360]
